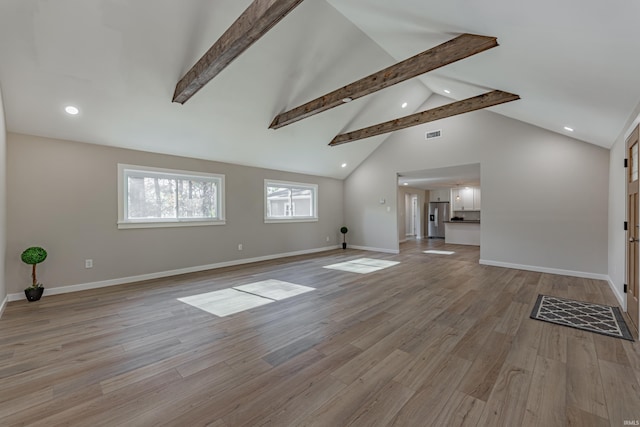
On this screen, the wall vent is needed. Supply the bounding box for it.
[425,130,442,140]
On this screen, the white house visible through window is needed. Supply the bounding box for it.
[265,180,318,222]
[118,164,225,229]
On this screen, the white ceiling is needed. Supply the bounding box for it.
[398,163,481,190]
[1,0,639,180]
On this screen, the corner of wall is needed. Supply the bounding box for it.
[607,275,626,310]
[608,101,640,314]
[0,83,7,316]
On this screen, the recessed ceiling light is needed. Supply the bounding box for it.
[443,89,451,94]
[564,126,574,132]
[342,97,353,103]
[341,163,347,168]
[403,183,408,186]
[65,105,79,115]
[401,102,408,109]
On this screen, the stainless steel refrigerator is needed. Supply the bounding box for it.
[428,201,449,238]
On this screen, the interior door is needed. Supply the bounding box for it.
[626,125,639,336]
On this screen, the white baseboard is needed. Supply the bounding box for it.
[349,245,400,255]
[479,259,609,281]
[7,246,340,303]
[607,276,626,310]
[479,260,630,313]
[0,295,7,318]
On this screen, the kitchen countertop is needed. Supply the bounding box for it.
[444,220,480,224]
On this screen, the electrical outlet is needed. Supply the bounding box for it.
[85,259,93,269]
[326,236,330,242]
[238,244,243,251]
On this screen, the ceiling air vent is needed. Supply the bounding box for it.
[425,130,442,140]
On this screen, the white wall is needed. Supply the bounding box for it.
[6,133,344,297]
[608,132,628,307]
[0,86,6,314]
[608,100,640,309]
[345,95,610,276]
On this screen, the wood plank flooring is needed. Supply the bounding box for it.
[1,239,639,426]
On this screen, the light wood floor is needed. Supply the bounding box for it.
[1,239,639,426]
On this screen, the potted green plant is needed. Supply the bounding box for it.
[340,226,348,249]
[21,246,47,302]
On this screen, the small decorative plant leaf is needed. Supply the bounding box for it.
[21,247,47,265]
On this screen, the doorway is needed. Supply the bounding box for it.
[403,193,420,239]
[398,163,480,252]
[411,195,418,237]
[626,125,639,336]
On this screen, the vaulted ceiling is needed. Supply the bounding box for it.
[1,0,639,179]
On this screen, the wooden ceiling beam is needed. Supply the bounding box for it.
[173,0,305,104]
[329,90,520,146]
[270,33,498,129]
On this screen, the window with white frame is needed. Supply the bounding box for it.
[118,164,225,229]
[265,180,318,222]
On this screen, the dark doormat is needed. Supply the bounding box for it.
[530,294,634,341]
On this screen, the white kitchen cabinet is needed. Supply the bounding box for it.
[445,222,480,245]
[429,188,450,202]
[451,189,462,210]
[451,187,481,211]
[473,188,481,210]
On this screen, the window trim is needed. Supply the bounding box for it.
[264,179,318,223]
[118,164,225,229]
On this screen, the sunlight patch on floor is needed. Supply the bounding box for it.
[423,250,455,255]
[233,279,315,300]
[178,280,315,317]
[323,257,400,274]
[178,288,273,317]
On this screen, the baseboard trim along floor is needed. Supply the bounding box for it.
[6,245,339,303]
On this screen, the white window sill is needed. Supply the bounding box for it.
[118,220,226,229]
[264,218,318,224]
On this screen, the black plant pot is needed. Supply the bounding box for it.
[342,242,347,250]
[24,287,44,302]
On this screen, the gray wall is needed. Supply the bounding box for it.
[6,133,344,294]
[0,87,6,307]
[345,95,610,276]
